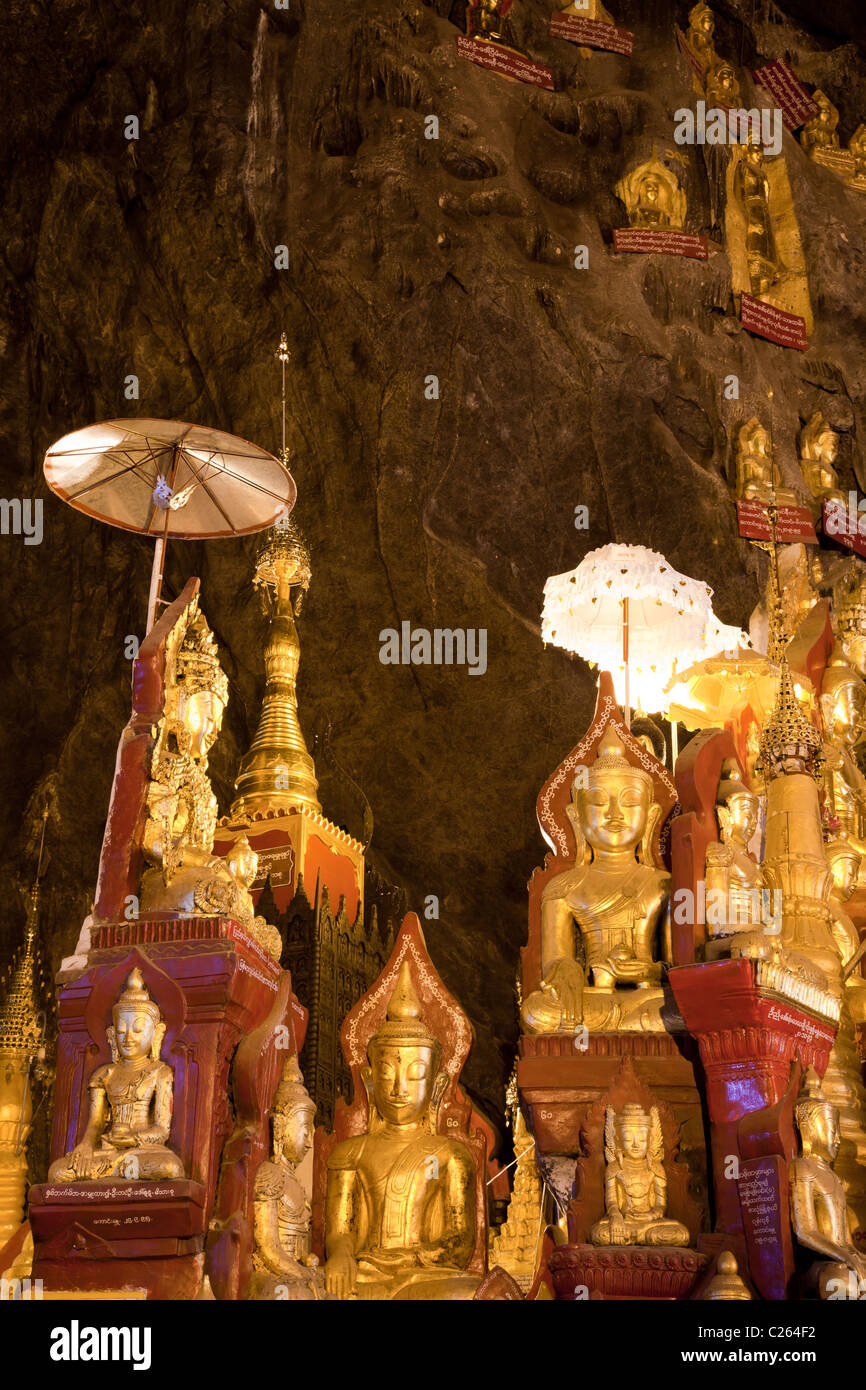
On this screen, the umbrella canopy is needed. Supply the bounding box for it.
[666,650,814,731]
[43,418,296,539]
[541,544,748,713]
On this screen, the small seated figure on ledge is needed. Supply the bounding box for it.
[615,155,687,231]
[589,1103,690,1247]
[704,766,763,957]
[48,969,184,1183]
[790,1069,866,1296]
[250,1055,328,1300]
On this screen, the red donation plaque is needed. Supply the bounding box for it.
[740,293,809,351]
[753,60,818,132]
[613,228,708,259]
[548,14,634,55]
[456,35,554,89]
[737,1156,794,1301]
[822,497,866,559]
[736,499,817,544]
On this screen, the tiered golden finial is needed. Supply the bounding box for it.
[0,810,48,1246]
[757,658,823,781]
[490,1071,546,1291]
[231,335,321,818]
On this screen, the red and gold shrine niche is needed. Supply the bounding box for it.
[28,580,304,1299]
[311,913,520,1300]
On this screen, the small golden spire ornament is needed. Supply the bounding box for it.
[757,658,823,782]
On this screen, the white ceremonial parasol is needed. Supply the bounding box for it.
[44,417,297,631]
[541,544,749,754]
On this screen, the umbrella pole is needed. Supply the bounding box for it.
[146,530,169,635]
[623,596,630,729]
[671,718,679,769]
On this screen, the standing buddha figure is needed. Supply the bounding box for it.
[323,962,479,1300]
[733,137,780,298]
[521,728,670,1034]
[589,1103,689,1247]
[48,969,184,1182]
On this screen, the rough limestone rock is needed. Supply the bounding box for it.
[1,0,865,1162]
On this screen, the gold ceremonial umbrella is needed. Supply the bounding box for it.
[665,650,814,731]
[43,418,296,631]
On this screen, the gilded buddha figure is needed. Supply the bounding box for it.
[703,768,764,956]
[686,2,718,71]
[48,969,183,1182]
[251,1055,328,1300]
[521,728,669,1034]
[831,560,866,680]
[799,411,844,508]
[821,645,866,862]
[615,156,686,231]
[589,1103,689,1247]
[733,137,779,298]
[323,962,479,1300]
[735,417,797,507]
[705,59,742,109]
[790,1069,866,1295]
[800,92,841,158]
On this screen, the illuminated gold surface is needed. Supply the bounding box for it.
[726,138,813,333]
[489,1079,545,1292]
[615,154,686,230]
[48,969,184,1182]
[700,1250,751,1300]
[799,411,844,508]
[589,1103,689,1246]
[323,962,479,1299]
[791,1069,866,1291]
[521,728,669,1034]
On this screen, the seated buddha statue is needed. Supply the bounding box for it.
[735,417,798,507]
[323,963,479,1300]
[733,137,780,298]
[589,1103,690,1247]
[800,92,841,157]
[48,969,184,1182]
[615,157,686,232]
[705,59,742,109]
[799,411,844,508]
[521,728,670,1034]
[468,0,502,41]
[704,766,764,957]
[250,1055,328,1300]
[790,1069,866,1295]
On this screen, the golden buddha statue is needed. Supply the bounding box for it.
[733,137,779,298]
[790,1069,866,1294]
[848,125,866,188]
[521,729,670,1034]
[704,768,764,957]
[323,962,479,1300]
[799,411,844,508]
[468,0,503,41]
[139,608,281,960]
[705,59,742,109]
[700,1250,751,1300]
[800,91,841,158]
[735,417,797,507]
[251,1055,328,1300]
[686,2,718,71]
[589,1103,690,1247]
[615,156,686,231]
[820,644,866,862]
[831,559,866,680]
[48,969,184,1182]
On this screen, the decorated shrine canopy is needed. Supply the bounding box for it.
[541,544,748,713]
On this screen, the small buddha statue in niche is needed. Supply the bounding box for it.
[615,156,686,231]
[323,962,479,1300]
[703,768,764,956]
[521,728,669,1034]
[705,60,742,109]
[733,137,780,298]
[800,91,841,157]
[48,969,184,1182]
[735,417,797,507]
[799,411,844,507]
[250,1055,328,1300]
[790,1069,866,1295]
[589,1103,690,1247]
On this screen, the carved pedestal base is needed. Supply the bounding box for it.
[550,1244,708,1300]
[30,1180,206,1300]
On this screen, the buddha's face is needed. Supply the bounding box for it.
[829,850,859,901]
[808,1106,841,1163]
[282,1107,314,1167]
[693,9,713,37]
[114,1007,155,1061]
[824,681,865,743]
[746,143,765,167]
[619,1115,650,1160]
[727,793,759,846]
[370,1042,435,1126]
[715,64,735,92]
[816,429,838,464]
[229,838,258,888]
[179,690,225,758]
[578,769,650,852]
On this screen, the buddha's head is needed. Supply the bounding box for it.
[709,61,738,97]
[639,175,661,206]
[573,728,656,858]
[688,2,714,39]
[616,1103,652,1160]
[111,968,163,1062]
[744,134,766,168]
[795,1068,840,1163]
[717,770,759,848]
[825,837,861,903]
[228,834,258,890]
[821,646,866,744]
[366,961,445,1130]
[272,1054,316,1166]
